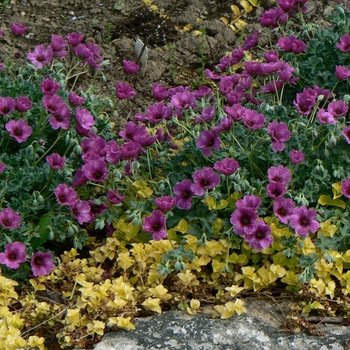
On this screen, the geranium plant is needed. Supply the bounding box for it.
[1,1,350,348]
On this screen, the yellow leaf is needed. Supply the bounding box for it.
[133,180,153,199]
[217,199,228,210]
[117,251,134,270]
[318,195,346,209]
[182,24,193,32]
[29,279,46,291]
[301,237,316,256]
[177,270,199,286]
[148,285,172,301]
[142,297,162,313]
[215,299,247,319]
[114,316,136,330]
[232,18,248,30]
[318,195,332,205]
[202,196,216,210]
[190,299,200,309]
[212,258,226,272]
[326,280,336,298]
[225,285,245,297]
[247,0,260,5]
[332,182,342,199]
[220,17,229,26]
[231,4,241,18]
[175,219,188,233]
[240,0,253,13]
[318,219,337,238]
[27,336,45,350]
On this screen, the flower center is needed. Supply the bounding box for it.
[241,216,250,225]
[300,217,309,226]
[9,253,17,261]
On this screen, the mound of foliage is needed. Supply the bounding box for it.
[1,1,350,349]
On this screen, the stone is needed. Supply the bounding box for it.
[94,299,350,350]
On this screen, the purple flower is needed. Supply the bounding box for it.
[119,121,156,147]
[107,189,125,204]
[267,165,291,184]
[327,100,349,118]
[72,169,88,187]
[195,106,215,123]
[46,153,66,170]
[216,47,244,71]
[0,163,6,173]
[10,23,27,36]
[278,0,297,12]
[75,107,95,133]
[341,178,350,198]
[51,34,68,51]
[278,35,307,53]
[264,50,279,62]
[235,195,261,211]
[146,102,172,123]
[31,252,55,277]
[42,94,64,114]
[173,179,194,210]
[143,210,167,241]
[82,159,108,182]
[69,91,85,106]
[289,206,320,237]
[27,45,53,69]
[266,182,287,199]
[191,167,220,196]
[48,104,71,130]
[243,109,266,130]
[121,141,141,158]
[230,207,258,236]
[267,121,291,152]
[273,197,295,224]
[116,81,137,99]
[259,8,288,28]
[245,221,273,250]
[290,149,305,164]
[293,88,317,115]
[317,108,337,124]
[5,119,32,143]
[155,196,176,211]
[214,158,239,175]
[342,126,350,144]
[54,184,77,206]
[41,78,61,95]
[224,103,246,121]
[171,91,196,110]
[0,97,16,115]
[16,96,32,112]
[213,116,232,133]
[66,32,84,46]
[336,34,350,53]
[196,129,221,156]
[0,242,26,269]
[0,208,21,229]
[336,65,350,80]
[243,30,259,50]
[123,59,140,74]
[152,83,169,100]
[70,200,92,224]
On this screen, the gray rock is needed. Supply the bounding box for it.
[94,299,350,350]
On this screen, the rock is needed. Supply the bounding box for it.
[94,299,350,350]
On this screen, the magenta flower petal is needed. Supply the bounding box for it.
[31,251,55,277]
[0,242,26,269]
[0,208,21,229]
[289,206,320,237]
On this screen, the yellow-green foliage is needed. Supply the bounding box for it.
[1,212,350,349]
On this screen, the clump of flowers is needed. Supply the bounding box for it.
[2,1,350,348]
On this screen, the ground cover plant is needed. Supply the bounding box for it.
[1,0,350,349]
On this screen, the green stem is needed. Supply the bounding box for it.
[36,129,64,165]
